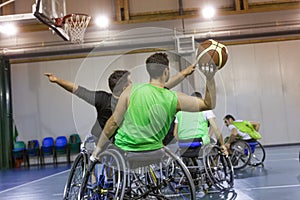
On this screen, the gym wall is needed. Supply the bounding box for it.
[11,39,300,146]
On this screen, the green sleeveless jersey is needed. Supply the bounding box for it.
[232,121,262,140]
[176,111,210,144]
[115,83,178,151]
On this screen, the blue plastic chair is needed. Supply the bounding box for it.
[40,137,55,165]
[12,141,28,167]
[55,136,70,163]
[69,134,81,154]
[26,140,40,166]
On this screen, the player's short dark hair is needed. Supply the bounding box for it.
[191,92,202,98]
[108,70,130,96]
[223,114,235,121]
[146,53,169,78]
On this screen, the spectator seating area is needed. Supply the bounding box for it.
[11,134,82,168]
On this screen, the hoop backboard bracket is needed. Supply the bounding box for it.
[34,0,69,41]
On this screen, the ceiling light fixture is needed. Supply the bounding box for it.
[202,5,216,20]
[95,15,109,29]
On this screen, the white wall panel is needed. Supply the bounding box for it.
[278,41,300,143]
[11,52,182,142]
[11,40,300,145]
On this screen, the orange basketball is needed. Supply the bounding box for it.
[196,39,228,70]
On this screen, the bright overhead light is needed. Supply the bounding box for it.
[202,6,216,19]
[95,15,109,28]
[0,23,18,36]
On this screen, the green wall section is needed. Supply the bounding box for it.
[0,56,13,169]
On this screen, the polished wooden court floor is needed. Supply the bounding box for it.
[0,144,299,200]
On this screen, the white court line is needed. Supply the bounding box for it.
[244,184,300,191]
[266,158,298,162]
[0,169,70,194]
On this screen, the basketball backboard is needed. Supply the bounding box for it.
[34,0,69,41]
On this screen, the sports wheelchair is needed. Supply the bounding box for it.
[229,139,266,170]
[78,145,196,200]
[176,139,234,194]
[63,134,96,200]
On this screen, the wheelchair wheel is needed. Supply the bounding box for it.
[79,149,126,200]
[249,141,266,167]
[123,147,195,200]
[230,140,252,170]
[160,147,196,200]
[63,151,88,200]
[203,145,234,191]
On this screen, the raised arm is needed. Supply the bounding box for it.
[44,73,78,93]
[176,63,217,112]
[165,64,196,89]
[176,78,216,112]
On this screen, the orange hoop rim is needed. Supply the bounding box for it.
[54,13,90,27]
[62,13,90,23]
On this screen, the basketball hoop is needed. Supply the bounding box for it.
[62,13,91,44]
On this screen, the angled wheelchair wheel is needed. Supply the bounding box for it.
[249,141,266,167]
[160,147,196,200]
[230,140,252,170]
[203,145,234,191]
[63,151,88,200]
[124,147,196,200]
[79,149,126,200]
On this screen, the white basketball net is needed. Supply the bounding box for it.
[64,14,91,44]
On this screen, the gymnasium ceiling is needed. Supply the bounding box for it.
[1,0,300,60]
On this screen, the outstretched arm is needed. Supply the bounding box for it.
[165,64,196,89]
[44,73,78,93]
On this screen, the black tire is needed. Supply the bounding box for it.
[63,152,88,200]
[161,147,196,200]
[204,145,234,191]
[249,141,266,167]
[79,149,126,200]
[230,140,252,170]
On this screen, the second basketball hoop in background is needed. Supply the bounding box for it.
[63,14,91,44]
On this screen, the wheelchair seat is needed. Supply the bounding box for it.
[125,148,165,168]
[247,140,258,153]
[178,140,202,158]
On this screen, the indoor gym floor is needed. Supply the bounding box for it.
[0,144,299,200]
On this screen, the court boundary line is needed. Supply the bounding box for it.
[244,184,300,191]
[0,169,70,194]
